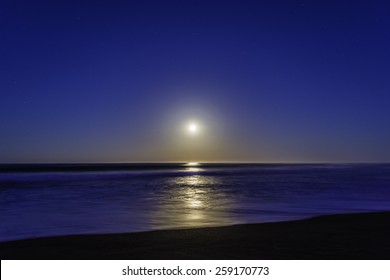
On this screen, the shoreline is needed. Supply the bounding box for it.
[1,211,389,259]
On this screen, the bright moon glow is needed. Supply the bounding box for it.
[188,123,198,133]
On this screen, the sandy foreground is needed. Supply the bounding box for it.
[1,212,389,259]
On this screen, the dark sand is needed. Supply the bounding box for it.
[1,212,389,259]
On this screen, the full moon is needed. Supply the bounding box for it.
[188,123,198,133]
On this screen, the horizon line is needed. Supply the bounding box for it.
[1,161,389,165]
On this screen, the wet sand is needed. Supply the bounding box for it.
[1,212,389,259]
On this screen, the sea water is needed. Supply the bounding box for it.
[1,163,389,241]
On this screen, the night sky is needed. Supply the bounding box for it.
[1,0,389,163]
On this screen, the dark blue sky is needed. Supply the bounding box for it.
[1,0,389,163]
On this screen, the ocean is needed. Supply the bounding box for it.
[1,163,389,242]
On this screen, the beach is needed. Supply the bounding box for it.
[1,211,389,259]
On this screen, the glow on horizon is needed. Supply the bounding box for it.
[186,162,201,172]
